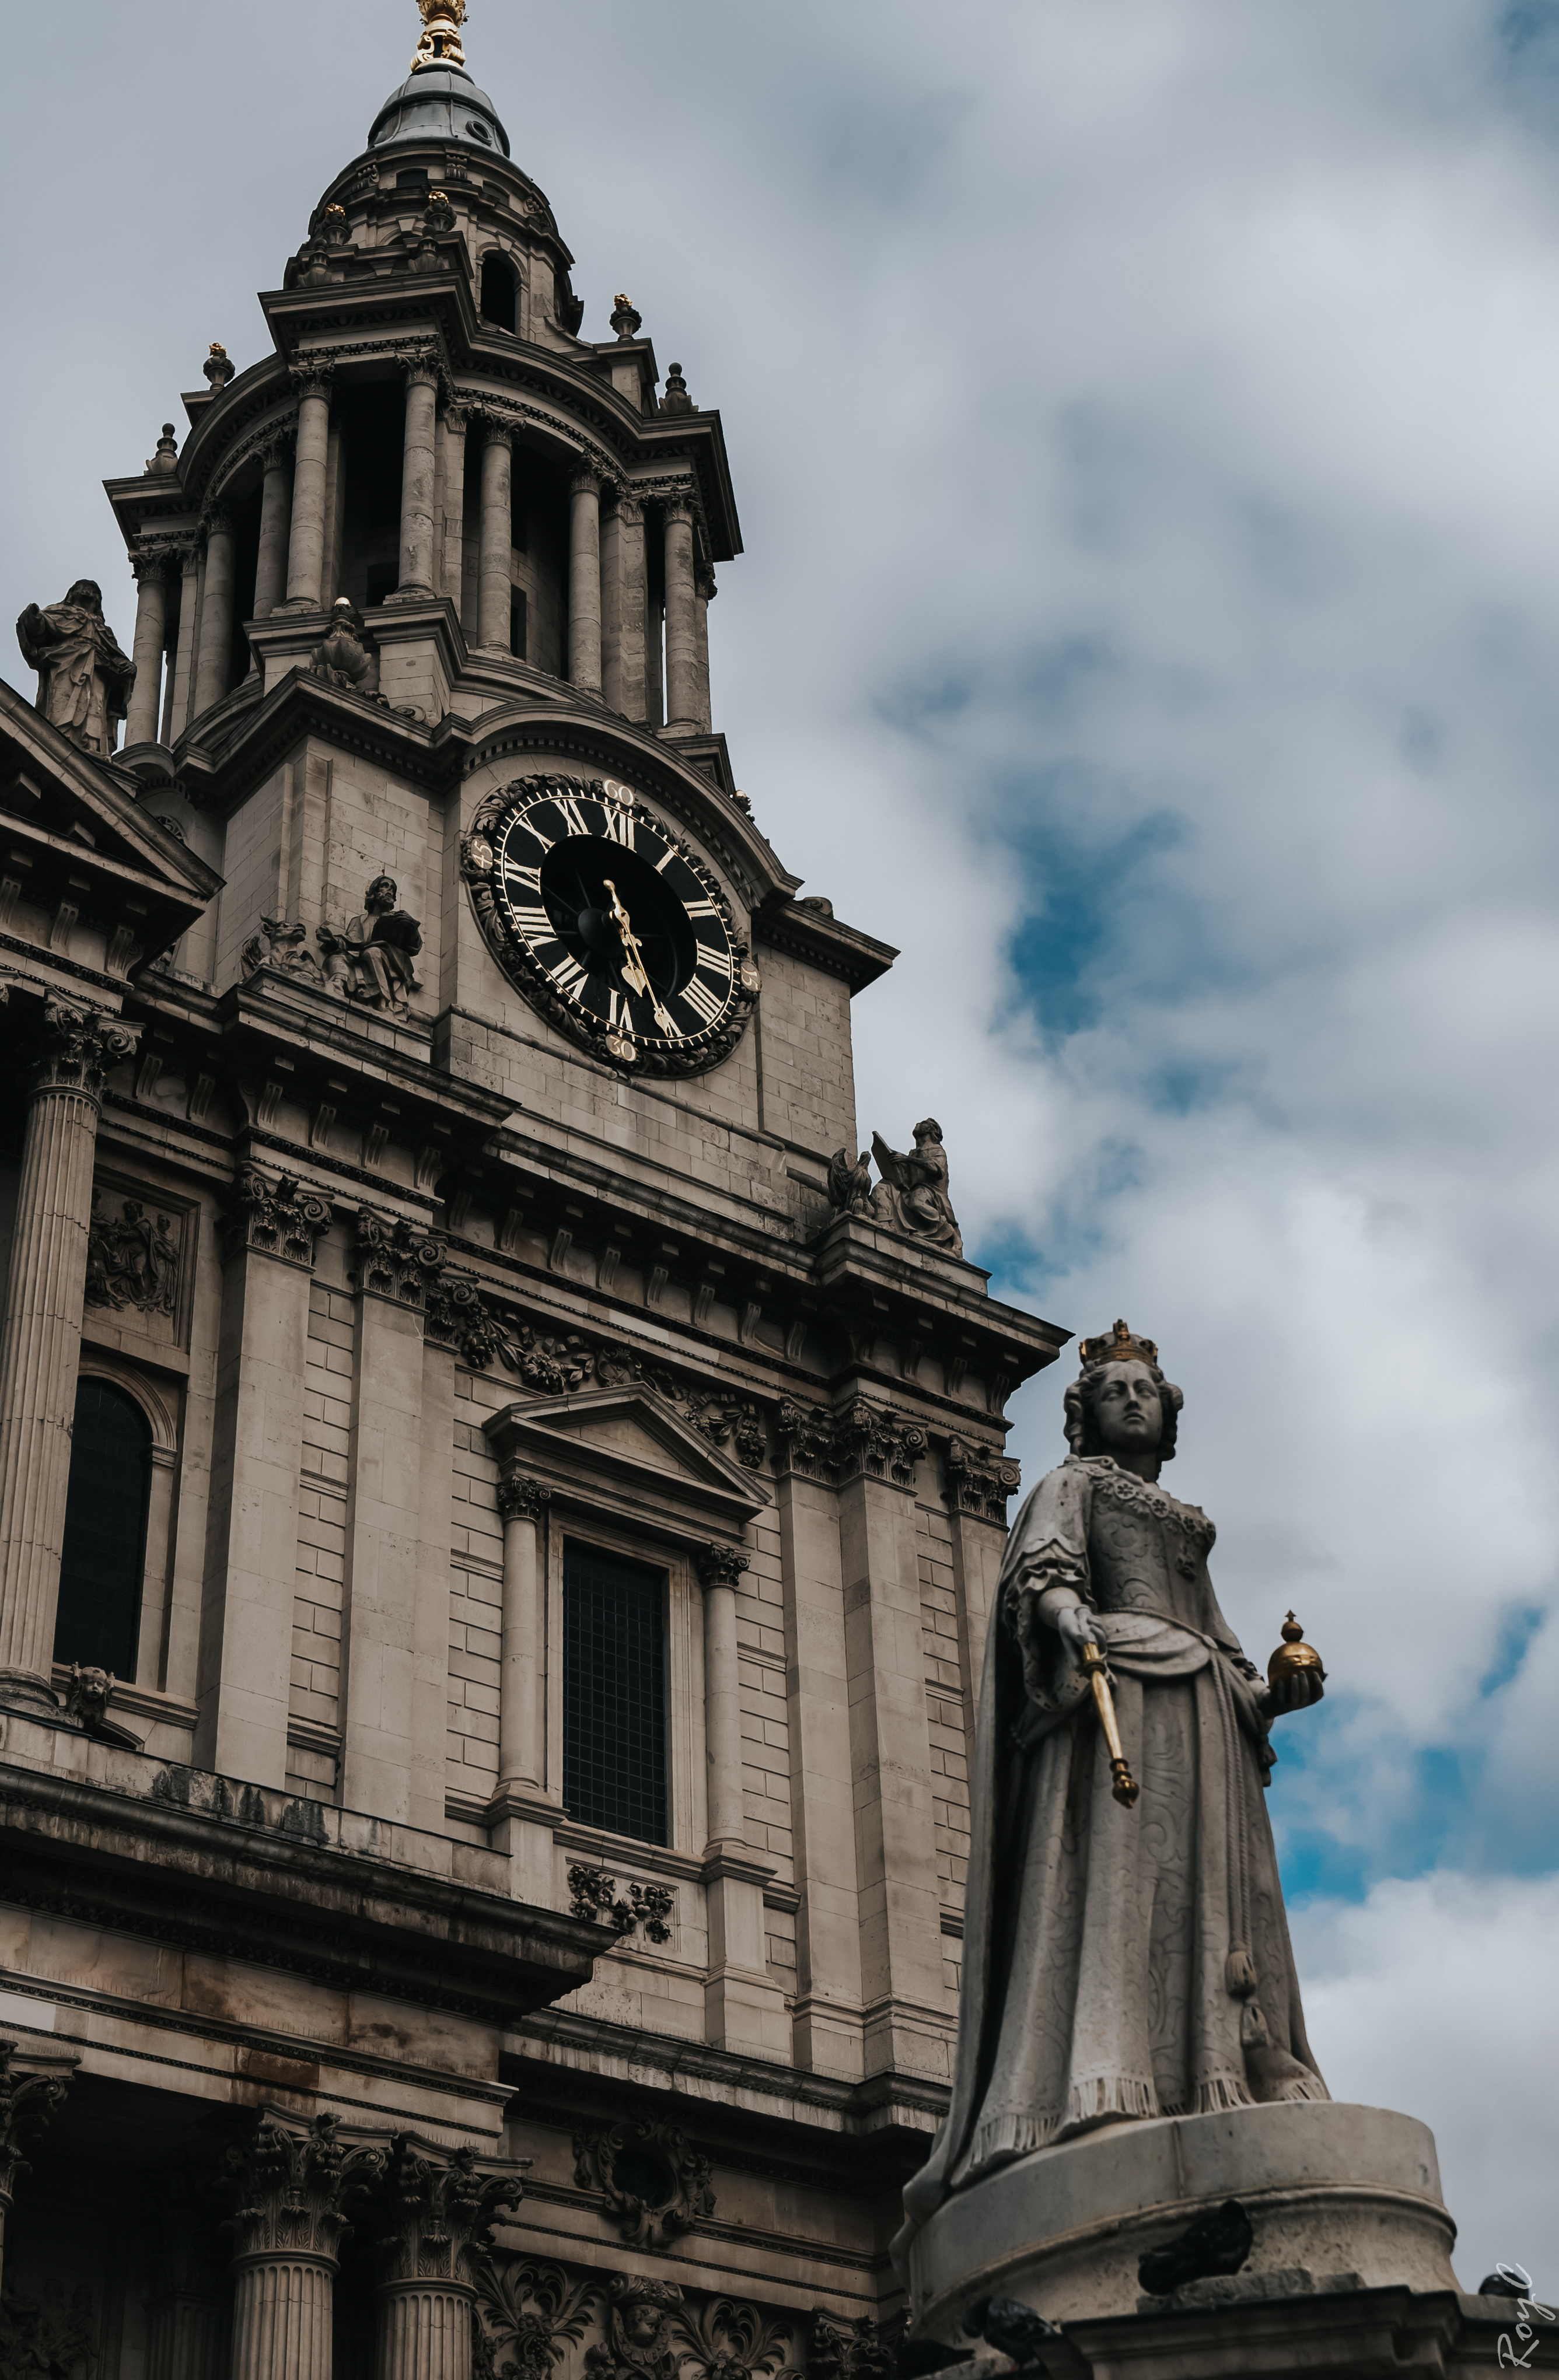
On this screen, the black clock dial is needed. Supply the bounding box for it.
[462,774,760,1074]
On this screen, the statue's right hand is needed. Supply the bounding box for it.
[1055,1603,1105,1656]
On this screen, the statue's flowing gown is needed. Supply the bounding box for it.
[903,1454,1326,2230]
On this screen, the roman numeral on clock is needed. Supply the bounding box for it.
[681,972,728,1028]
[511,904,552,940]
[550,953,590,1000]
[602,809,637,848]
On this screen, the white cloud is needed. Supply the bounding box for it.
[1292,1872,1559,2292]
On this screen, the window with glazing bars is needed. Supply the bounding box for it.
[562,1544,667,1845]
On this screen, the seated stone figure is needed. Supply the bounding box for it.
[868,1118,963,1257]
[309,599,381,699]
[319,874,422,1013]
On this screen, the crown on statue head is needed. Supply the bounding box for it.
[413,0,467,73]
[1078,1318,1159,1371]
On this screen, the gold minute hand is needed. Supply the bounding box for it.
[603,879,677,1034]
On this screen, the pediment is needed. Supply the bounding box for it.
[483,1385,771,1542]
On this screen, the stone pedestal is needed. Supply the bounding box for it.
[900,2102,1460,2336]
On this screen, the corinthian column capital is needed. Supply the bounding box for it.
[0,2037,73,2207]
[30,996,139,1101]
[223,2113,383,2269]
[373,2136,523,2288]
[497,1472,550,1524]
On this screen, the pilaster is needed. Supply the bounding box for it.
[195,1163,332,1786]
[0,996,138,1714]
[834,1399,950,2080]
[338,1211,452,1831]
[774,1413,866,2080]
[697,1542,791,2063]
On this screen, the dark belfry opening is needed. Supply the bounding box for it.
[54,1379,152,1678]
[338,379,405,613]
[481,252,518,334]
[562,1544,667,1845]
[229,479,263,682]
[509,589,526,659]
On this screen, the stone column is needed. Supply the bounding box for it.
[834,1406,948,2079]
[662,496,699,731]
[395,354,441,597]
[253,433,295,620]
[0,999,138,1716]
[191,510,236,719]
[194,1166,331,1786]
[615,496,647,722]
[226,2115,382,2380]
[694,564,715,733]
[169,540,201,738]
[146,2170,227,2380]
[0,2038,74,2300]
[477,421,513,650]
[125,554,170,747]
[439,400,467,611]
[495,1475,549,1792]
[372,2137,522,2380]
[284,365,334,608]
[646,590,665,730]
[567,471,603,694]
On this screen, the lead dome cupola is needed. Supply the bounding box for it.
[367,64,511,159]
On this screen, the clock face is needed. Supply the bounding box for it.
[463,774,760,1074]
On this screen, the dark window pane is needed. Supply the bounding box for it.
[54,1380,151,1678]
[562,1545,667,1845]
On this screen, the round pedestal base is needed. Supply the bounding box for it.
[901,2101,1460,2329]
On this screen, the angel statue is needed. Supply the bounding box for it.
[868,1118,963,1256]
[826,1146,873,1217]
[899,1320,1327,2248]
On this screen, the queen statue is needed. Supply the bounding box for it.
[901,1320,1329,2241]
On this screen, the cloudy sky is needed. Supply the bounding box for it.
[4,0,1557,2294]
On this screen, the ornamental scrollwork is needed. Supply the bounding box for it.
[373,2136,523,2288]
[675,2299,803,2380]
[771,1398,924,1487]
[221,1163,333,1269]
[567,1866,675,1944]
[572,2124,715,2252]
[221,2112,383,2264]
[32,998,139,1098]
[943,1433,1022,1522]
[805,2314,903,2380]
[474,2258,595,2380]
[351,1209,448,1309]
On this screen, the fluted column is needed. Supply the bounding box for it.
[694,565,715,732]
[395,354,441,596]
[373,2137,523,2380]
[439,400,467,610]
[226,2115,381,2380]
[0,2039,73,2299]
[477,422,513,650]
[284,366,334,608]
[191,511,236,719]
[615,496,647,720]
[698,1544,749,1855]
[495,1475,549,1791]
[0,998,138,1716]
[125,555,170,747]
[169,540,201,738]
[253,433,295,620]
[663,496,699,731]
[567,471,603,694]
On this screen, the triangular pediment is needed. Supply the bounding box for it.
[483,1385,771,1539]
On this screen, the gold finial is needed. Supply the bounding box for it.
[411,0,467,73]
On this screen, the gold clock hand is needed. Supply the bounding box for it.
[603,878,679,1034]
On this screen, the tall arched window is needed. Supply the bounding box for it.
[480,253,518,334]
[53,1379,152,1678]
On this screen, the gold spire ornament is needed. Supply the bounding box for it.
[411,0,467,74]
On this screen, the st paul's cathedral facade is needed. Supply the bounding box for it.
[0,6,1066,2374]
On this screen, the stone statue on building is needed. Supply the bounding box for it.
[309,598,382,699]
[320,874,423,1012]
[899,1322,1327,2247]
[15,580,136,757]
[868,1118,962,1256]
[826,1146,873,1217]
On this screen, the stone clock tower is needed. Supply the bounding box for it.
[0,6,1067,2373]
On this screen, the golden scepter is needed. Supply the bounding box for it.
[1079,1637,1139,1807]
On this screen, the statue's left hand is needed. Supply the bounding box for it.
[1262,1670,1325,1719]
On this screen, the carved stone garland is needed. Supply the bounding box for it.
[572,2126,715,2252]
[567,1865,675,1943]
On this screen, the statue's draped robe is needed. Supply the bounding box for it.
[19,601,134,755]
[901,1455,1326,2236]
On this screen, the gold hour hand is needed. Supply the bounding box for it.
[603,878,677,1033]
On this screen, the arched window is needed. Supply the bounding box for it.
[481,253,518,335]
[53,1379,152,1678]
